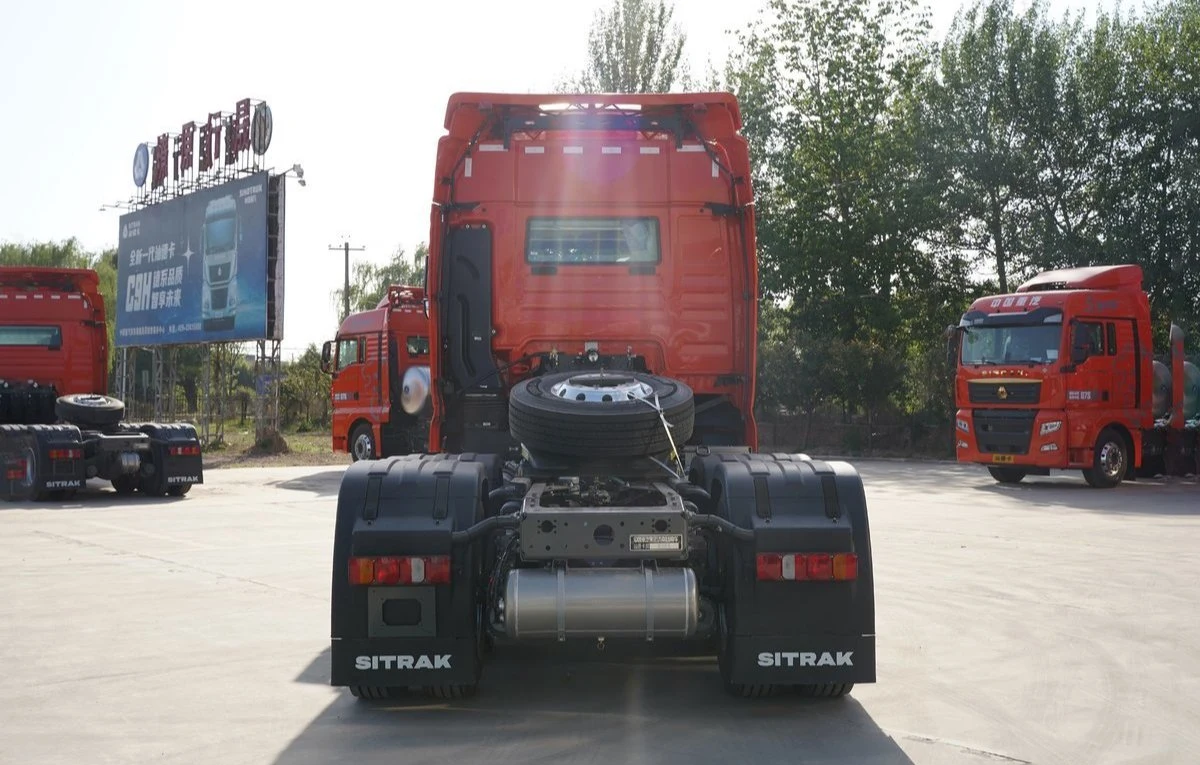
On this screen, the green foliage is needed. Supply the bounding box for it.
[280,343,331,429]
[558,0,690,92]
[331,243,427,320]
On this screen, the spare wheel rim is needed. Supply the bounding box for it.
[549,373,655,403]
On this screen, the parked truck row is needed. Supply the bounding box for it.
[0,267,204,501]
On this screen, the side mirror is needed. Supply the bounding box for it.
[944,325,959,367]
[320,340,333,374]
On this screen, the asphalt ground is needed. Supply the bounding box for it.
[1,461,1196,765]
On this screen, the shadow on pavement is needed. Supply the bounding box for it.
[270,470,346,498]
[275,647,915,765]
[852,459,1200,516]
[0,480,193,511]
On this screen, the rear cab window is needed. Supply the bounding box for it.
[526,217,660,265]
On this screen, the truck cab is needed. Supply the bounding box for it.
[322,285,430,460]
[952,264,1198,486]
[201,195,239,332]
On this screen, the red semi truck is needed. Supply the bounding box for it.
[321,285,431,460]
[951,264,1199,487]
[0,267,204,500]
[328,93,876,701]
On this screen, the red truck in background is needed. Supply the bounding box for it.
[0,267,204,500]
[951,264,1199,487]
[321,284,431,460]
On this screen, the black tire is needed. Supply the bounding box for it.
[348,686,392,701]
[508,371,694,458]
[1083,427,1128,489]
[423,684,477,700]
[349,422,377,462]
[55,394,125,429]
[988,466,1027,484]
[167,484,191,497]
[112,474,138,495]
[796,683,854,698]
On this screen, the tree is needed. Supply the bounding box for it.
[280,344,331,429]
[558,0,689,93]
[331,243,427,318]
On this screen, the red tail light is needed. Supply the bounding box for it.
[348,555,452,586]
[169,445,201,457]
[6,458,28,480]
[48,448,83,461]
[756,552,858,582]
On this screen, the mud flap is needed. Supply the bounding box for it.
[136,423,204,493]
[330,454,487,690]
[692,452,876,687]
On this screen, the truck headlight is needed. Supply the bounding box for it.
[956,418,969,433]
[1040,421,1062,436]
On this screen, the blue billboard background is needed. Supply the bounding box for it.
[116,172,270,347]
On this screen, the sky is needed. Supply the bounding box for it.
[0,0,1114,361]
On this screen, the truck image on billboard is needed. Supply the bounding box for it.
[116,172,271,346]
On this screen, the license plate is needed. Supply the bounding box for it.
[630,534,683,552]
[991,454,1015,464]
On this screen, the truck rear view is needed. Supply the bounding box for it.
[328,93,876,700]
[0,267,203,501]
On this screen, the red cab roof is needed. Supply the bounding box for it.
[1016,265,1143,293]
[443,92,743,130]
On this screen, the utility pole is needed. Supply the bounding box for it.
[329,240,365,321]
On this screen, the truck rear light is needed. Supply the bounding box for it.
[169,445,201,457]
[756,553,858,582]
[48,448,83,461]
[348,555,452,586]
[6,458,28,480]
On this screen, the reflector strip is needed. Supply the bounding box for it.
[48,448,83,460]
[679,144,705,152]
[478,144,505,152]
[602,146,621,154]
[563,146,583,154]
[464,157,472,177]
[169,445,201,456]
[640,146,661,155]
[524,146,545,154]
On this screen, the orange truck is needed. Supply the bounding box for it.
[0,267,204,500]
[328,93,876,702]
[951,264,1199,487]
[321,285,431,460]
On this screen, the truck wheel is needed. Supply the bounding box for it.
[987,467,1027,484]
[348,686,393,701]
[112,474,138,495]
[796,683,854,698]
[423,684,478,700]
[55,394,125,429]
[1083,428,1128,489]
[716,604,775,698]
[349,423,377,462]
[508,371,694,458]
[167,484,192,497]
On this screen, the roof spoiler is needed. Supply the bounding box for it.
[0,267,100,295]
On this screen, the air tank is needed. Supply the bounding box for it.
[1152,360,1173,419]
[1184,361,1200,421]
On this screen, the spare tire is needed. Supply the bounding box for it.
[509,371,694,458]
[56,393,125,429]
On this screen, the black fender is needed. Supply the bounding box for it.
[134,423,204,493]
[691,452,876,686]
[1,424,85,499]
[330,453,489,688]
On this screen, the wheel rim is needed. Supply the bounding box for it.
[71,395,110,408]
[1099,440,1125,480]
[353,432,374,460]
[549,373,654,403]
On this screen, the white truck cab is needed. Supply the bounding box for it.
[201,195,239,331]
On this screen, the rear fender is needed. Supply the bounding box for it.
[693,452,876,685]
[1,424,85,499]
[331,454,487,688]
[136,423,204,488]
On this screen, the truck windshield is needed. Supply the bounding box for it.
[205,215,237,252]
[0,325,62,347]
[961,325,1062,365]
[526,217,659,264]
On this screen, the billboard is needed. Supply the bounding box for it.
[116,171,278,347]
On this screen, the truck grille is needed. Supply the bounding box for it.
[210,287,229,311]
[208,264,231,283]
[968,381,1041,405]
[973,409,1036,455]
